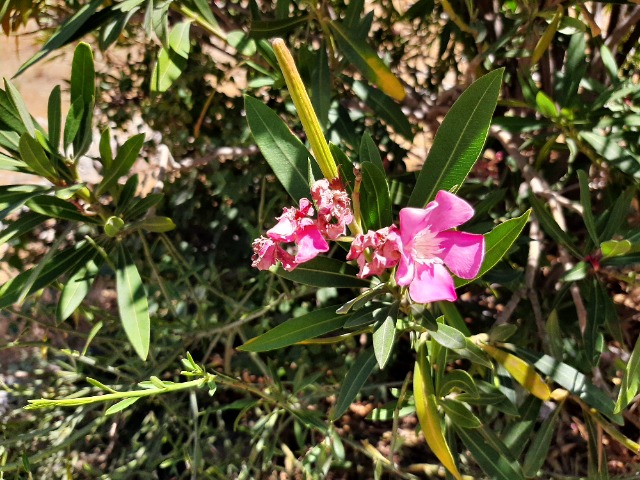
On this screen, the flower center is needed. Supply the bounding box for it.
[412,228,443,264]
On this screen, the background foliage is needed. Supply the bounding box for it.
[1,0,639,478]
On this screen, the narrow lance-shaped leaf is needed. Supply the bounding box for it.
[238,305,350,352]
[408,68,503,207]
[352,81,413,139]
[151,22,191,93]
[48,86,62,154]
[372,302,398,369]
[272,256,369,288]
[331,348,377,420]
[577,170,599,245]
[414,343,462,480]
[480,343,551,401]
[529,193,582,258]
[522,403,563,477]
[329,21,405,102]
[455,210,531,288]
[455,425,525,480]
[359,162,392,231]
[57,254,102,323]
[244,95,316,202]
[116,244,151,361]
[4,79,36,136]
[15,0,103,77]
[19,134,57,179]
[97,133,145,196]
[70,42,95,157]
[615,335,640,413]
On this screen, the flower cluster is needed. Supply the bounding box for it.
[252,185,485,304]
[251,179,353,272]
[347,191,484,303]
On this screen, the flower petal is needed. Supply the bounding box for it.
[427,190,476,232]
[437,231,485,279]
[399,207,433,243]
[294,225,329,263]
[395,253,414,286]
[408,263,457,303]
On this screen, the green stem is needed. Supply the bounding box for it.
[25,375,214,410]
[272,38,339,181]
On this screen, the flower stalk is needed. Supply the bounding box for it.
[272,38,339,181]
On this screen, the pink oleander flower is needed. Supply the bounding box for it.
[311,179,354,240]
[396,190,485,303]
[252,198,329,272]
[346,226,402,278]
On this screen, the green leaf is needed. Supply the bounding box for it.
[71,42,95,114]
[502,395,542,458]
[437,370,478,397]
[134,216,176,233]
[577,170,599,245]
[4,79,36,136]
[151,22,192,93]
[329,21,405,102]
[457,381,517,416]
[581,131,640,179]
[238,305,349,352]
[250,15,310,39]
[414,346,462,480]
[62,96,84,154]
[352,81,413,139]
[359,162,392,231]
[244,95,316,202]
[454,338,493,369]
[331,143,355,193]
[19,134,57,179]
[331,348,377,420]
[0,185,49,221]
[584,279,606,366]
[70,43,95,157]
[15,0,103,77]
[440,398,481,428]
[105,397,140,416]
[97,133,145,196]
[455,210,531,287]
[600,44,618,83]
[272,256,369,288]
[99,127,113,171]
[601,239,631,258]
[529,194,582,258]
[116,244,151,361]
[0,242,94,309]
[429,323,466,350]
[121,193,164,220]
[25,195,96,224]
[56,254,102,322]
[557,33,587,108]
[504,345,623,425]
[535,91,558,118]
[0,212,46,247]
[372,302,398,369]
[342,304,383,328]
[99,8,138,51]
[600,186,634,241]
[359,133,384,171]
[455,426,525,480]
[408,69,503,207]
[47,86,62,154]
[615,335,640,413]
[522,404,562,477]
